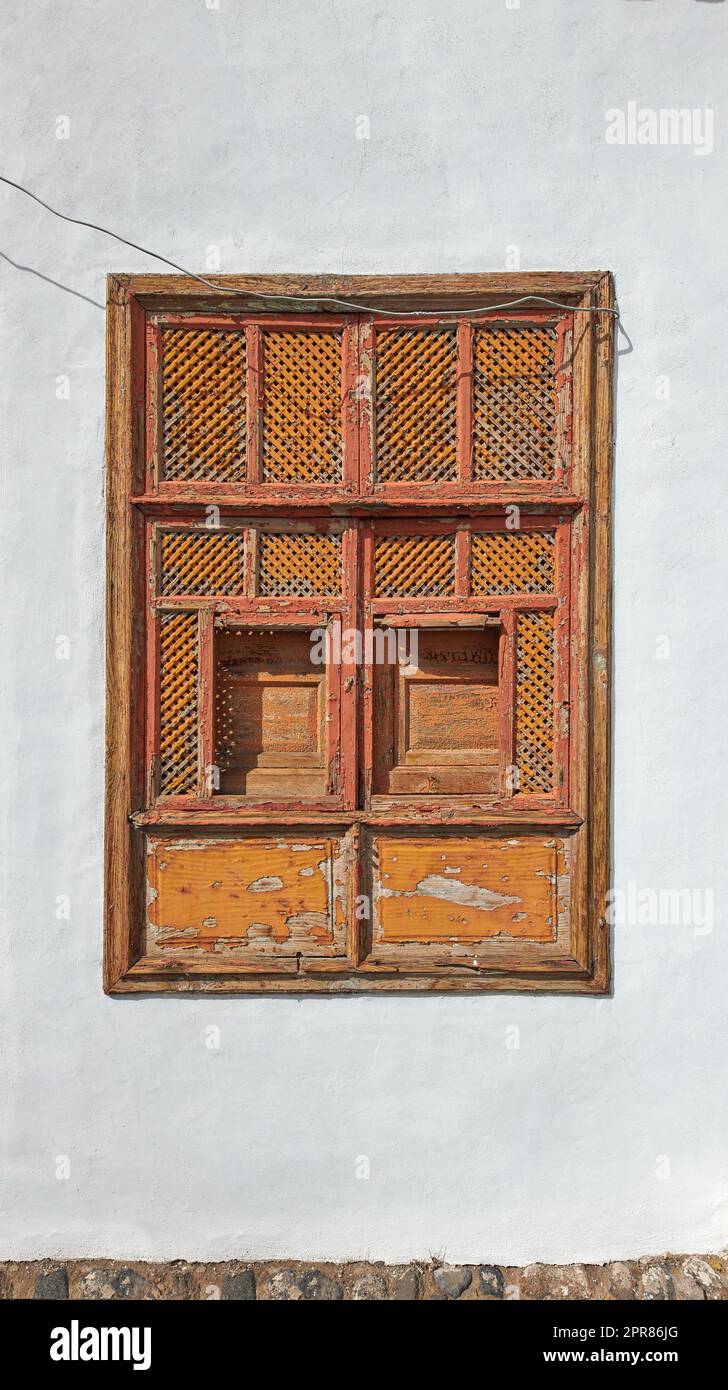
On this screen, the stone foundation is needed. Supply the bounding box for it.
[1,1254,726,1301]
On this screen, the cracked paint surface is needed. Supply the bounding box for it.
[145,834,349,957]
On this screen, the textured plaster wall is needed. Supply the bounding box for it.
[1,0,727,1264]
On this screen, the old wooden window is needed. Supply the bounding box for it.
[105,273,614,994]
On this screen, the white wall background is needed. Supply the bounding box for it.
[1,0,727,1265]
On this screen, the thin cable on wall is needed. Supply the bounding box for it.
[0,173,620,322]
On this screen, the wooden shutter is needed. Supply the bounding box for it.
[105,274,613,994]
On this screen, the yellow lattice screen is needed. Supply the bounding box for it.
[471,531,555,594]
[159,613,198,795]
[258,532,342,596]
[374,534,455,596]
[472,326,557,480]
[262,331,343,483]
[161,329,247,482]
[516,612,554,794]
[160,530,245,595]
[374,329,457,482]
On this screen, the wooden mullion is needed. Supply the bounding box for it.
[360,522,375,808]
[358,318,375,491]
[342,321,359,490]
[145,320,162,491]
[454,523,470,596]
[132,806,583,829]
[498,607,516,798]
[553,519,572,805]
[144,521,161,806]
[322,617,342,798]
[340,523,359,809]
[553,313,573,489]
[244,524,258,598]
[245,324,263,483]
[370,594,558,613]
[197,608,215,798]
[456,318,473,483]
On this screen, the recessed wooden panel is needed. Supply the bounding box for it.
[373,627,500,796]
[214,630,327,797]
[373,835,559,943]
[146,833,350,957]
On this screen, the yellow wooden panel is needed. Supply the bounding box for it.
[147,835,348,956]
[374,835,558,942]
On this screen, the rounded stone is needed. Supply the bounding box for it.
[351,1275,387,1300]
[392,1267,420,1300]
[477,1265,505,1299]
[433,1266,472,1299]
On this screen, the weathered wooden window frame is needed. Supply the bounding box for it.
[105,272,614,995]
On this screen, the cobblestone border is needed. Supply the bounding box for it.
[1,1254,726,1301]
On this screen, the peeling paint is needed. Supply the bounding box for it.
[381,873,521,912]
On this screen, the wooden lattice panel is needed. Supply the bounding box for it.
[258,531,342,596]
[262,331,343,483]
[374,329,457,482]
[374,534,456,597]
[161,329,247,482]
[160,530,245,595]
[471,530,555,594]
[516,612,554,794]
[159,613,198,795]
[472,327,557,480]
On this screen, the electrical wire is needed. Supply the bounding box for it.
[0,172,619,321]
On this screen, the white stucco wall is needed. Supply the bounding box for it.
[1,0,726,1265]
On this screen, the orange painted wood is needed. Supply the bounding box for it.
[146,833,349,958]
[372,835,559,943]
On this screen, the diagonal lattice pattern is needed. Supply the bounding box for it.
[258,532,342,596]
[516,612,554,794]
[471,530,555,594]
[374,329,458,482]
[473,327,557,480]
[161,328,247,481]
[373,534,456,597]
[159,613,198,795]
[160,530,246,596]
[262,331,343,483]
